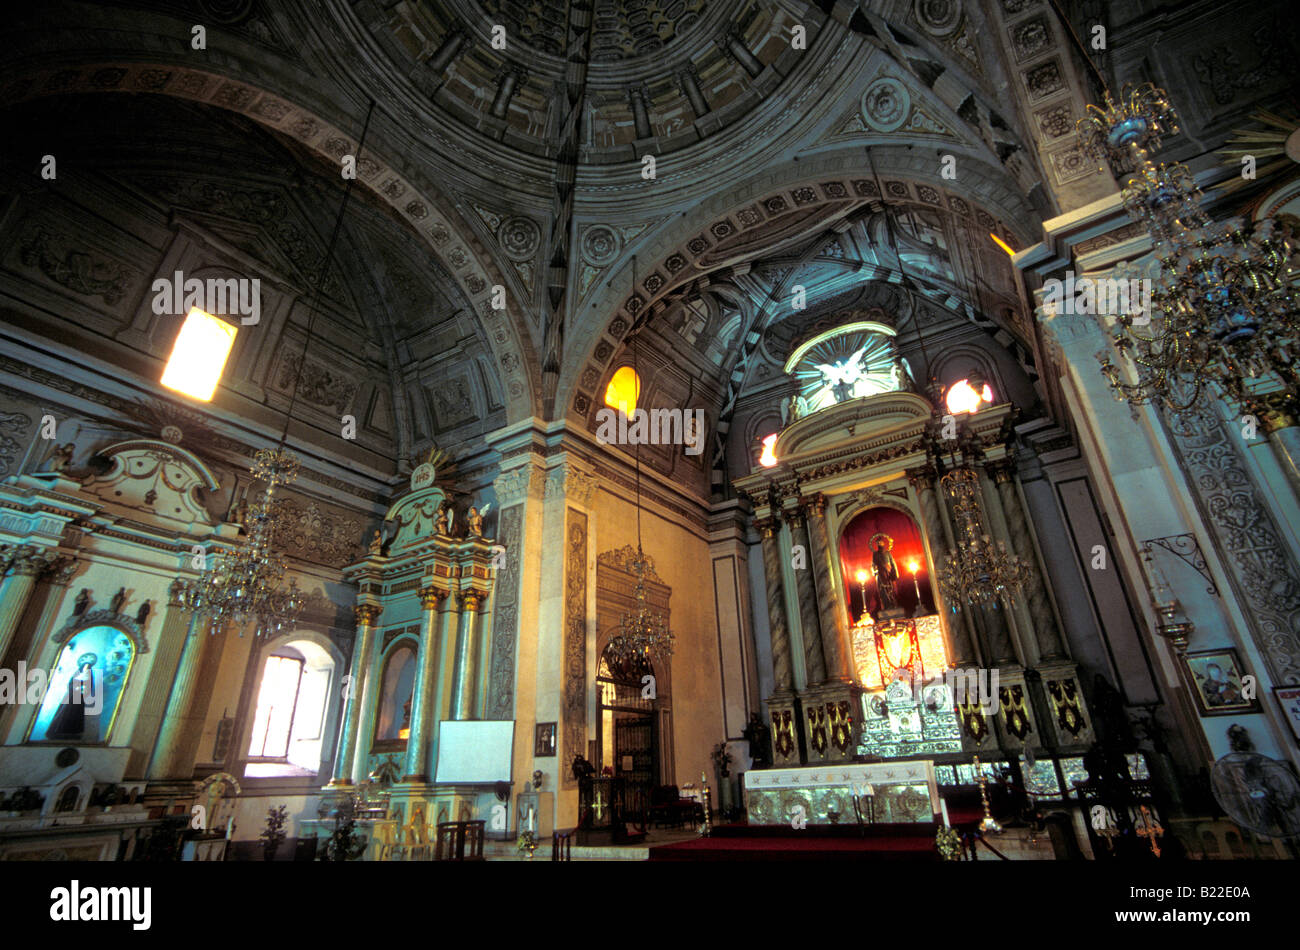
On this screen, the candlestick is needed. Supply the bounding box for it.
[940,798,950,828]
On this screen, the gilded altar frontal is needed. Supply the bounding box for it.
[0,0,1298,908]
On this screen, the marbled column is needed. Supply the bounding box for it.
[806,495,854,682]
[784,505,827,685]
[977,466,1029,665]
[989,459,1067,659]
[0,547,53,660]
[908,467,976,666]
[757,518,794,693]
[453,590,484,720]
[404,587,446,782]
[330,603,381,785]
[148,609,208,779]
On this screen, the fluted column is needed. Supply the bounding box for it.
[989,459,1067,659]
[329,603,381,785]
[452,589,484,720]
[783,505,827,684]
[0,546,54,660]
[404,588,446,782]
[756,518,794,693]
[806,495,854,682]
[148,608,208,780]
[908,467,976,666]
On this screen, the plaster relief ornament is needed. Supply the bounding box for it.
[44,442,74,473]
[861,77,911,133]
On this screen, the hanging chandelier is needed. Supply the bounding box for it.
[605,255,675,665]
[936,468,1030,609]
[179,448,305,637]
[1079,83,1298,417]
[605,547,675,664]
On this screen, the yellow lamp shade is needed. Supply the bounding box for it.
[161,308,237,401]
[604,366,641,414]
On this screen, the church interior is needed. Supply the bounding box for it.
[0,0,1298,867]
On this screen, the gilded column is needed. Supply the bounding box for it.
[908,466,977,666]
[453,589,484,720]
[976,465,1029,665]
[404,587,446,782]
[0,546,55,660]
[147,607,208,780]
[757,518,794,692]
[783,504,827,684]
[806,494,853,682]
[989,459,1067,659]
[329,603,381,785]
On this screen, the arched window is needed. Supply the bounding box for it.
[55,785,81,813]
[29,625,135,744]
[373,642,417,747]
[604,366,641,414]
[944,377,994,415]
[246,639,336,775]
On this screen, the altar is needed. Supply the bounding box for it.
[743,760,939,825]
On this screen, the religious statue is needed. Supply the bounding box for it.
[743,712,772,769]
[196,772,242,834]
[780,395,792,427]
[434,500,451,537]
[109,587,127,615]
[467,506,484,538]
[73,588,90,616]
[135,601,150,626]
[48,653,98,741]
[871,534,899,612]
[45,442,74,473]
[571,754,595,781]
[792,394,809,420]
[368,530,383,554]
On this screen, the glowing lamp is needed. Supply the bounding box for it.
[161,308,237,401]
[989,233,1016,256]
[398,727,410,740]
[759,433,778,468]
[855,569,869,584]
[945,378,994,415]
[907,559,920,574]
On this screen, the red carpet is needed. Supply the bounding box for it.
[648,822,942,861]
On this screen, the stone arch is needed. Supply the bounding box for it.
[1,58,540,423]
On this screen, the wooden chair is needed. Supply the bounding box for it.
[434,820,485,861]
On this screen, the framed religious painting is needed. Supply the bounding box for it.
[534,722,557,757]
[1274,686,1300,744]
[1180,649,1259,716]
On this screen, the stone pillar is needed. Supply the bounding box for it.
[0,556,74,740]
[722,29,763,78]
[908,466,977,666]
[988,458,1067,659]
[404,587,446,782]
[328,603,381,786]
[1262,407,1300,504]
[434,592,460,728]
[426,28,465,72]
[0,546,54,660]
[679,66,709,117]
[756,518,794,692]
[491,67,522,119]
[783,504,827,684]
[628,83,652,139]
[805,494,854,682]
[148,610,209,780]
[453,589,484,720]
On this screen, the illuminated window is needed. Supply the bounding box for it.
[248,655,303,758]
[759,433,778,468]
[603,366,641,414]
[161,307,237,401]
[945,378,994,415]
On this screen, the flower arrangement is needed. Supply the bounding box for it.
[711,742,733,776]
[936,826,963,861]
[517,829,538,858]
[260,804,288,861]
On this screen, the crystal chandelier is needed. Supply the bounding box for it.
[605,257,674,664]
[1079,83,1299,417]
[937,468,1030,609]
[605,547,675,664]
[179,448,305,637]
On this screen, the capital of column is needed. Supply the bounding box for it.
[906,465,937,491]
[986,457,1017,485]
[458,589,486,612]
[545,462,597,507]
[354,603,383,627]
[494,463,546,506]
[780,503,806,529]
[419,587,448,611]
[4,546,52,577]
[805,492,828,518]
[168,578,190,607]
[754,517,780,540]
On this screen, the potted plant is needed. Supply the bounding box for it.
[260,805,288,861]
[516,829,538,859]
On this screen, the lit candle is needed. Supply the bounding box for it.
[941,798,950,828]
[528,807,535,832]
